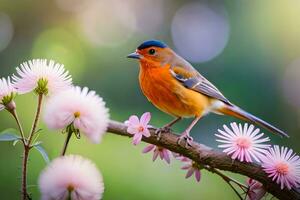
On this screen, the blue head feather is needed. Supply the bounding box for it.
[137,40,167,50]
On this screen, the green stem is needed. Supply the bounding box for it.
[61,130,73,156]
[9,109,26,145]
[8,107,30,199]
[27,94,43,146]
[20,94,43,200]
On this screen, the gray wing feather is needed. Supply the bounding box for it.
[170,55,232,105]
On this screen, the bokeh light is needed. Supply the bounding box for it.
[282,58,300,109]
[241,0,300,59]
[0,1,299,199]
[0,12,14,52]
[78,0,136,47]
[55,0,92,13]
[31,28,86,79]
[132,0,166,36]
[171,2,230,63]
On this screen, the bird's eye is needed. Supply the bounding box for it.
[148,48,156,55]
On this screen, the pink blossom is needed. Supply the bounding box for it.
[143,144,171,164]
[261,145,300,190]
[39,155,104,200]
[125,112,151,145]
[0,77,16,111]
[246,178,266,200]
[179,156,201,182]
[13,59,72,95]
[43,86,109,143]
[215,122,270,162]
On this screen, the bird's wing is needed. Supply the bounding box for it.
[170,59,232,105]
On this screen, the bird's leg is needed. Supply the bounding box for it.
[177,116,201,148]
[155,117,182,140]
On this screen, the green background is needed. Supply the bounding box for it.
[0,0,299,199]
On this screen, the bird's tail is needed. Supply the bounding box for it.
[218,105,289,138]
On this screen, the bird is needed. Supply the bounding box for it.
[127,40,288,146]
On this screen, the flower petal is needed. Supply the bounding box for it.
[140,112,151,126]
[142,144,155,153]
[127,126,138,135]
[163,150,171,164]
[194,169,201,182]
[128,115,140,125]
[153,150,159,161]
[185,168,195,179]
[142,128,151,137]
[132,133,143,145]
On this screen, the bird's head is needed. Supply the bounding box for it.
[127,40,174,66]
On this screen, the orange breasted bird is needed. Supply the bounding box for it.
[127,40,288,145]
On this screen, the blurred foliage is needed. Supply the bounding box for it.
[0,0,299,199]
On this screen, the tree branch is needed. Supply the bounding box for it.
[107,120,300,200]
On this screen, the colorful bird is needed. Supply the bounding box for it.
[127,40,288,146]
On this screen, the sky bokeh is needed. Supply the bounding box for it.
[0,0,300,199]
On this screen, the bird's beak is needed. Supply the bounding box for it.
[127,52,141,59]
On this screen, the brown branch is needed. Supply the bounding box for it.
[107,120,300,200]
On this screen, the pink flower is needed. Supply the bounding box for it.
[179,156,201,182]
[125,112,151,145]
[246,178,266,200]
[39,155,104,200]
[143,144,171,164]
[43,86,109,143]
[13,59,72,95]
[261,145,300,190]
[215,122,270,162]
[0,77,16,111]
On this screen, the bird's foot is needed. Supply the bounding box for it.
[177,132,193,148]
[155,126,171,141]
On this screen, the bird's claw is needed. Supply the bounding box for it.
[155,126,171,140]
[177,133,193,148]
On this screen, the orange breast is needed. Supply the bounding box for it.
[139,63,211,117]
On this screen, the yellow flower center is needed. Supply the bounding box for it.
[275,162,289,175]
[236,137,251,149]
[74,111,81,118]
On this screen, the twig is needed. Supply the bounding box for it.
[205,166,247,200]
[107,120,300,200]
[206,166,248,191]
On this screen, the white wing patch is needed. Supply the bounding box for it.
[203,100,225,116]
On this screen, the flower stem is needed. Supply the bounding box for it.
[9,109,26,145]
[20,94,43,200]
[28,94,43,146]
[21,147,30,200]
[61,130,73,156]
[7,107,30,199]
